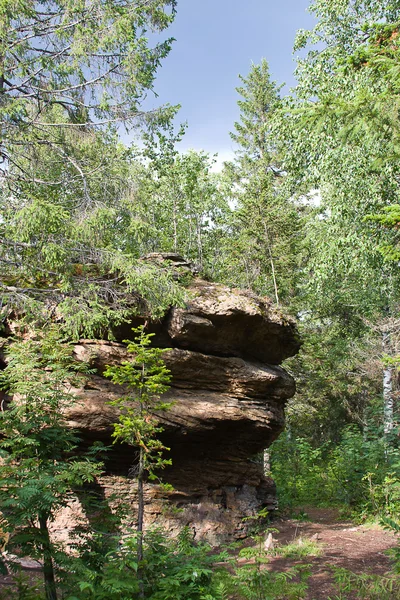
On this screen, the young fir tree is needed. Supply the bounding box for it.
[104,326,172,596]
[0,328,103,600]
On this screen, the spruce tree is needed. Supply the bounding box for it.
[0,1,184,338]
[0,328,103,600]
[219,60,300,305]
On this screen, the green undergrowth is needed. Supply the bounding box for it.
[270,426,400,521]
[328,566,400,600]
[273,539,322,559]
[4,517,400,600]
[0,526,315,600]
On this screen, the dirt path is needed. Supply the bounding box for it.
[269,507,399,599]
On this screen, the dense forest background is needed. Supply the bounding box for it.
[2,0,400,598]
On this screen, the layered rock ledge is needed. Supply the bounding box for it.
[65,265,300,542]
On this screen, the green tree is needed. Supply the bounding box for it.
[274,0,400,442]
[135,124,226,271]
[104,325,172,596]
[0,0,177,184]
[230,59,282,170]
[0,328,103,600]
[0,126,186,338]
[219,60,300,305]
[0,0,184,338]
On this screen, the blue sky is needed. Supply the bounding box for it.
[143,0,316,163]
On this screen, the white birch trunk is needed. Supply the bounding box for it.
[263,449,271,475]
[383,331,394,435]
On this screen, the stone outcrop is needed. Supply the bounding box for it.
[65,263,300,542]
[166,279,299,365]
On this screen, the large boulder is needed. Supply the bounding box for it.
[64,270,300,542]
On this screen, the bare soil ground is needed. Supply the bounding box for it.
[268,507,399,599]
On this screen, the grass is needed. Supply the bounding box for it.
[274,538,323,559]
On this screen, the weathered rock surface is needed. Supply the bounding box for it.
[64,268,300,542]
[167,279,299,364]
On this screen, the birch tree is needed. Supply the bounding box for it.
[279,0,400,438]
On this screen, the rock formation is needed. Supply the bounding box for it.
[65,260,300,543]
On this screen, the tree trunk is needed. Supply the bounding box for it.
[137,364,145,599]
[196,218,203,270]
[263,450,271,475]
[137,445,145,598]
[268,243,280,306]
[383,331,394,436]
[262,221,279,305]
[173,197,178,252]
[38,514,57,600]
